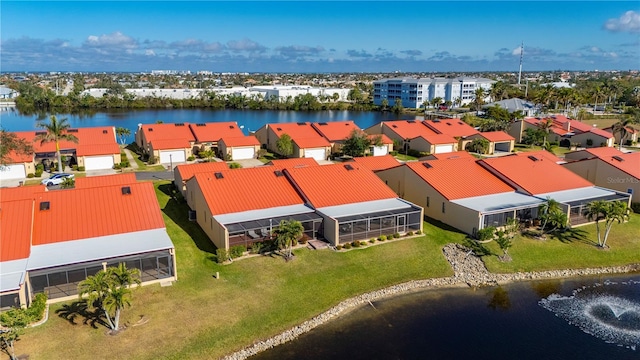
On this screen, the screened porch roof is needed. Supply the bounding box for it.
[318,198,420,222]
[225,211,323,234]
[535,186,630,205]
[27,228,175,271]
[214,204,318,226]
[451,192,544,213]
[0,259,28,292]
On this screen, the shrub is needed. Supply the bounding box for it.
[390,151,398,156]
[406,231,414,236]
[34,169,43,177]
[298,237,307,244]
[415,230,422,235]
[72,165,78,171]
[27,173,35,178]
[387,234,394,240]
[476,226,496,241]
[120,161,130,168]
[406,149,422,158]
[250,242,263,254]
[352,240,361,248]
[77,166,85,172]
[187,155,196,161]
[343,243,352,249]
[256,149,268,159]
[379,235,387,241]
[113,163,122,170]
[35,164,44,171]
[228,162,242,169]
[393,233,400,239]
[26,293,47,322]
[229,245,245,259]
[148,155,157,164]
[336,244,343,250]
[215,248,229,263]
[586,139,593,146]
[369,238,376,244]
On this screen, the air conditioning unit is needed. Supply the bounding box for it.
[188,210,196,222]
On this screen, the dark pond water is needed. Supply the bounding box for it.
[0,108,417,143]
[253,274,640,360]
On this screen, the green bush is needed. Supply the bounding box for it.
[228,162,242,169]
[387,234,394,240]
[187,155,196,161]
[415,230,422,235]
[35,164,44,171]
[393,233,400,239]
[120,161,130,168]
[72,165,78,171]
[34,169,43,177]
[77,166,85,172]
[27,173,35,178]
[406,231,414,236]
[406,149,422,157]
[256,149,268,159]
[369,238,376,244]
[343,243,352,249]
[352,240,361,248]
[148,155,157,164]
[336,244,343,250]
[390,151,398,156]
[229,245,246,259]
[250,242,263,254]
[215,248,229,263]
[113,163,122,170]
[26,293,47,322]
[476,226,496,241]
[379,235,387,241]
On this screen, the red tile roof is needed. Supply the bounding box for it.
[267,158,319,168]
[76,143,121,156]
[589,127,614,139]
[150,138,192,150]
[292,137,331,148]
[382,120,438,140]
[193,166,305,215]
[4,150,33,163]
[0,199,33,261]
[270,122,326,143]
[479,153,593,195]
[32,182,166,245]
[423,119,479,137]
[176,162,230,182]
[311,121,361,142]
[74,173,138,189]
[583,147,625,158]
[479,131,515,142]
[14,127,118,156]
[406,158,514,200]
[188,122,244,142]
[140,123,196,143]
[370,133,393,144]
[285,163,398,208]
[351,155,400,171]
[220,136,260,147]
[0,185,47,202]
[519,150,562,163]
[429,151,475,160]
[593,151,640,178]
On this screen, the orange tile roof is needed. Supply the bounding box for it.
[351,155,400,171]
[267,158,319,168]
[479,153,593,195]
[292,137,331,148]
[15,127,118,156]
[479,131,515,142]
[429,151,475,160]
[589,127,614,139]
[32,182,166,245]
[271,122,325,141]
[311,121,361,142]
[76,143,121,156]
[193,166,305,215]
[188,122,244,142]
[406,158,514,200]
[220,136,260,147]
[583,147,624,158]
[370,133,393,144]
[382,120,438,140]
[596,151,640,178]
[5,150,33,163]
[423,119,479,137]
[74,173,138,189]
[519,150,562,163]
[140,123,195,143]
[150,138,192,150]
[285,163,398,208]
[0,199,33,261]
[175,162,230,182]
[0,185,47,202]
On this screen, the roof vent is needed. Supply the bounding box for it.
[318,122,327,126]
[121,186,131,195]
[229,125,235,129]
[433,120,440,123]
[196,123,206,127]
[148,128,154,132]
[344,164,354,170]
[446,122,452,126]
[527,155,539,161]
[35,131,47,135]
[274,170,284,177]
[102,130,108,134]
[214,172,224,179]
[297,122,306,126]
[392,125,398,128]
[39,201,50,211]
[276,127,282,131]
[612,156,624,162]
[458,122,463,125]
[175,123,185,126]
[423,162,433,169]
[407,120,415,124]
[68,129,78,133]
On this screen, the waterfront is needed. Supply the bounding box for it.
[0,108,415,143]
[253,274,640,360]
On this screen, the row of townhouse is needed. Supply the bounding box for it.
[0,174,177,309]
[1,127,121,181]
[372,77,494,109]
[508,114,615,148]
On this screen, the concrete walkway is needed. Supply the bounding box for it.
[122,148,139,169]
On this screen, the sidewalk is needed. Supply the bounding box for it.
[122,148,139,169]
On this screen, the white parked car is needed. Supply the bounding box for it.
[41,173,75,186]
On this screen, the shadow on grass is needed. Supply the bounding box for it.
[423,216,466,235]
[550,227,594,245]
[55,301,109,329]
[158,183,216,254]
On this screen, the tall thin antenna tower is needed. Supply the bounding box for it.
[517,42,524,86]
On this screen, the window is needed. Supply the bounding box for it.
[426,197,430,208]
[442,203,445,214]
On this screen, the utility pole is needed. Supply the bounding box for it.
[517,42,524,86]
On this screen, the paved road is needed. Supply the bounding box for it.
[135,171,174,181]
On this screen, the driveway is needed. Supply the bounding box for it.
[135,171,174,181]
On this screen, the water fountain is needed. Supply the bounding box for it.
[540,280,640,350]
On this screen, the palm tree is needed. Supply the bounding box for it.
[583,201,631,248]
[78,270,114,329]
[273,219,304,260]
[536,118,554,148]
[35,115,78,172]
[115,127,131,146]
[110,262,142,288]
[276,133,293,158]
[611,116,638,150]
[102,285,133,331]
[538,197,561,231]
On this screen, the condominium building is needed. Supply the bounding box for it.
[373,77,494,109]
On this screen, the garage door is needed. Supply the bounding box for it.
[84,155,115,171]
[434,144,454,154]
[304,148,326,161]
[371,146,388,156]
[231,147,255,160]
[0,164,26,180]
[160,150,186,164]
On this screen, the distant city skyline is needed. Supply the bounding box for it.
[1,1,639,73]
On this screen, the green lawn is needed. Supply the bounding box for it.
[393,153,418,161]
[482,214,640,273]
[514,144,572,157]
[19,182,462,360]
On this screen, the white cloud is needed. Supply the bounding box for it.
[604,10,640,33]
[84,31,137,49]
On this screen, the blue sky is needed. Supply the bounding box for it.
[1,1,639,72]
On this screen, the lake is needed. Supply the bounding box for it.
[252,274,640,360]
[0,108,417,143]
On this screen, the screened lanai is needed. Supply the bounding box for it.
[451,192,545,232]
[537,187,631,226]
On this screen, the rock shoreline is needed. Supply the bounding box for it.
[222,243,640,360]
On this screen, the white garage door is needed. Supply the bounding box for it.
[84,155,115,171]
[231,147,255,160]
[304,148,326,161]
[434,144,454,154]
[0,164,26,180]
[371,146,388,156]
[160,150,186,164]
